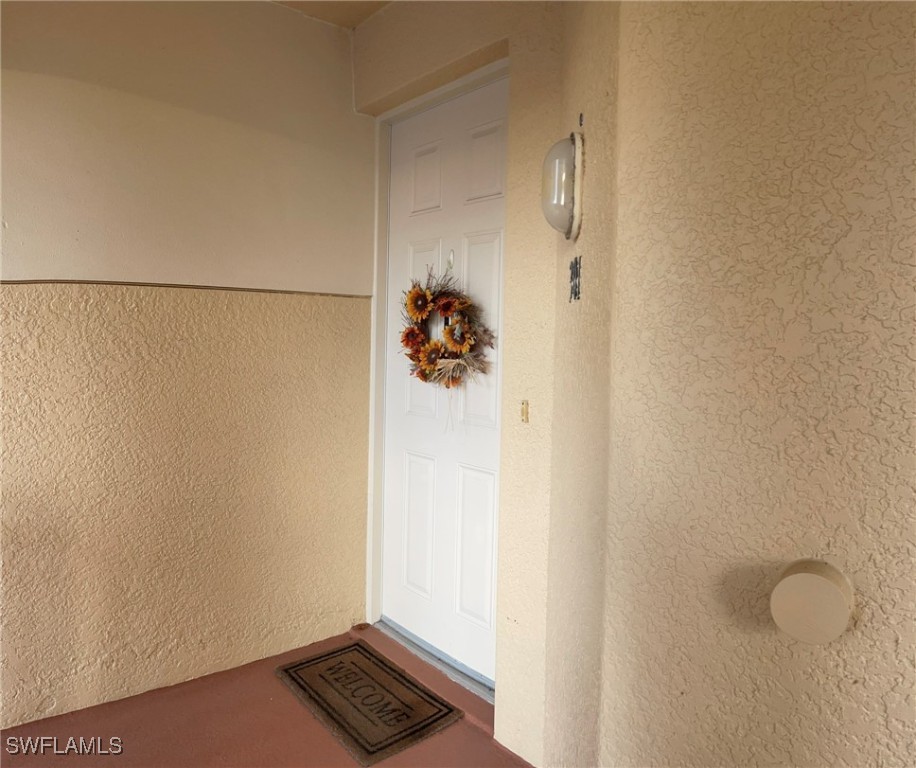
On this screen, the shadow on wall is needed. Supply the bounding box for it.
[715,562,783,634]
[0,1,351,144]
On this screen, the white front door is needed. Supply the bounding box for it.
[382,78,507,683]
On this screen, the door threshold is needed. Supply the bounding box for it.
[375,618,495,705]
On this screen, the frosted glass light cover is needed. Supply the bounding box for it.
[541,133,583,240]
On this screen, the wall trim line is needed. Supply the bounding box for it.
[0,279,371,300]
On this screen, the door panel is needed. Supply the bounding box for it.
[382,78,507,682]
[459,231,502,430]
[455,464,496,627]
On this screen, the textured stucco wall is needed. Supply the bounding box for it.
[604,3,916,766]
[543,4,618,766]
[355,5,564,763]
[0,0,375,729]
[1,1,375,294]
[1,285,371,729]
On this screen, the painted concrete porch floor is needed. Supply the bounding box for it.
[2,625,530,768]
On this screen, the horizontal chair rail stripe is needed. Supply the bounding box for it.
[0,279,371,300]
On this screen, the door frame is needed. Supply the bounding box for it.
[365,59,510,627]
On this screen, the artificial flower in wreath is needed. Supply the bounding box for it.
[405,285,433,323]
[400,270,495,388]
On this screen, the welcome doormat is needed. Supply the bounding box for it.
[277,641,463,766]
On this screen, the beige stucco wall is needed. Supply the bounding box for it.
[1,285,371,729]
[544,4,619,766]
[1,2,373,729]
[604,3,915,766]
[1,1,374,294]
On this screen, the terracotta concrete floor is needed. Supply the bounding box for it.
[1,626,530,768]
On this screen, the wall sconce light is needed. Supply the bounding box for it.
[541,132,583,240]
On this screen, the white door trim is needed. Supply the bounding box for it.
[365,59,510,625]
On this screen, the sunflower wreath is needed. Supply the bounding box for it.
[401,270,495,388]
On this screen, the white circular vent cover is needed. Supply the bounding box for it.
[770,559,854,644]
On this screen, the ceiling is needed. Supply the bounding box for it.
[275,1,390,29]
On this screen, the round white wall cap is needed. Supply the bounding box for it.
[770,559,854,644]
